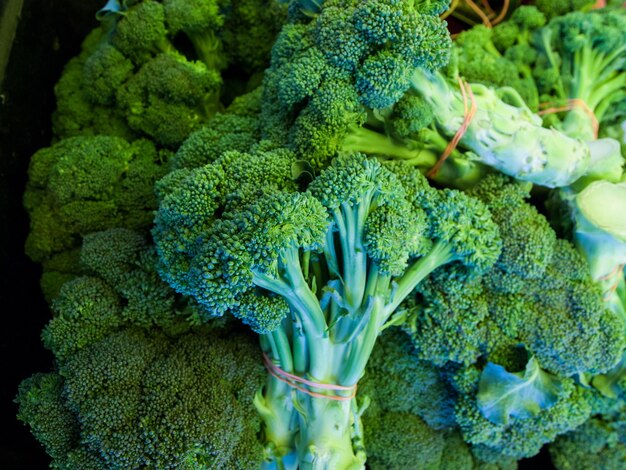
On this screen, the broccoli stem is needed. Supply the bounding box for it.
[342,125,434,166]
[387,241,454,314]
[188,31,226,71]
[257,333,299,470]
[559,45,626,140]
[296,395,365,470]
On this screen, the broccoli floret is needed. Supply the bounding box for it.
[454,362,592,461]
[18,328,266,469]
[361,328,457,431]
[41,228,183,361]
[172,88,263,170]
[468,174,556,292]
[365,412,446,470]
[454,7,545,111]
[24,136,168,264]
[403,176,624,376]
[116,53,222,147]
[53,0,285,147]
[261,0,452,170]
[518,240,625,376]
[534,0,596,19]
[550,394,626,470]
[15,374,79,464]
[52,39,136,141]
[221,0,288,73]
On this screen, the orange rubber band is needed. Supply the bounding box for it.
[599,264,624,302]
[480,0,497,19]
[491,0,510,26]
[538,98,599,139]
[598,264,624,281]
[263,353,357,401]
[440,0,460,20]
[465,0,493,27]
[603,281,620,302]
[427,77,477,179]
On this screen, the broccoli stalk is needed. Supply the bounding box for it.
[563,180,626,321]
[408,68,592,188]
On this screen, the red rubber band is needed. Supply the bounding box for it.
[427,77,477,179]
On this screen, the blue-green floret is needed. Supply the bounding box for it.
[361,328,457,431]
[403,175,624,377]
[261,0,452,170]
[549,394,626,470]
[17,328,266,469]
[404,267,494,366]
[468,174,556,292]
[361,328,515,470]
[171,88,262,169]
[42,228,183,361]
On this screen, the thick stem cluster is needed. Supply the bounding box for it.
[253,199,458,469]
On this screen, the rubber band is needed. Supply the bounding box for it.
[440,0,460,20]
[538,98,599,139]
[480,0,497,19]
[263,353,357,401]
[603,281,620,302]
[601,264,624,302]
[598,264,624,281]
[443,0,509,27]
[427,77,477,179]
[465,0,493,27]
[491,0,510,26]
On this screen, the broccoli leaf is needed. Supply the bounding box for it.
[478,357,567,425]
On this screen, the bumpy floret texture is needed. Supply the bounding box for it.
[24,136,168,264]
[17,328,266,469]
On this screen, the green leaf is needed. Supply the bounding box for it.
[592,352,626,399]
[477,357,566,425]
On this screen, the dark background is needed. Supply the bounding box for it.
[0,0,99,467]
[0,1,553,468]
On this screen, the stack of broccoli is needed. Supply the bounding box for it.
[15,1,626,469]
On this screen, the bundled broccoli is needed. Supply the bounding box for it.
[153,149,501,468]
[453,6,547,111]
[260,0,452,169]
[533,7,626,140]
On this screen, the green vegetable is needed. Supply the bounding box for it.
[153,151,501,468]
